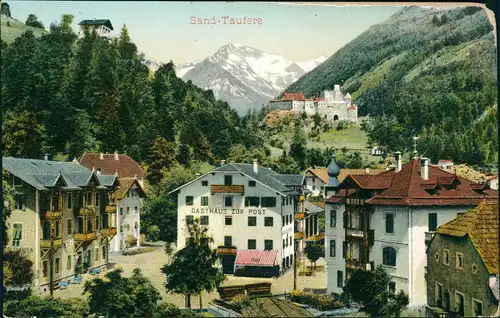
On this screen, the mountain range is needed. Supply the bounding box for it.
[146,44,326,114]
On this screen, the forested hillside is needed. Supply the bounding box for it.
[285,6,497,166]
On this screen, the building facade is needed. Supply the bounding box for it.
[77,19,114,39]
[79,152,147,252]
[3,157,118,293]
[269,85,358,122]
[170,160,302,276]
[324,154,498,305]
[426,204,499,317]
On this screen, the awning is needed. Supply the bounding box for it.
[235,250,278,267]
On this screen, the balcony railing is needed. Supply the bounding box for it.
[210,185,244,194]
[74,232,97,242]
[43,210,63,220]
[306,233,325,241]
[346,228,364,238]
[217,246,237,255]
[78,206,97,216]
[294,232,304,240]
[296,212,305,221]
[105,205,117,214]
[40,238,63,249]
[346,259,365,270]
[101,227,117,237]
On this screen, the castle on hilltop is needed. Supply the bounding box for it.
[268,85,358,122]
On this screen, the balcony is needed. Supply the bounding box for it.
[101,227,117,237]
[105,205,117,214]
[306,233,325,242]
[74,232,97,242]
[296,212,305,221]
[346,228,364,239]
[43,210,63,220]
[346,259,365,270]
[78,206,97,216]
[294,232,304,240]
[40,238,63,249]
[210,185,244,195]
[217,246,237,255]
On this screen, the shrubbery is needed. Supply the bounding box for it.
[290,290,343,311]
[230,294,252,310]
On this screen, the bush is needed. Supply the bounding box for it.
[290,290,343,311]
[230,294,252,310]
[153,302,182,318]
[336,120,350,131]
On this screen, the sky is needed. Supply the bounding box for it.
[10,1,401,64]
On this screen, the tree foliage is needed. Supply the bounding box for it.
[343,265,409,317]
[162,222,225,309]
[4,296,89,318]
[304,241,324,271]
[25,14,44,29]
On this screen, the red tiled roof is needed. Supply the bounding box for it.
[305,168,387,185]
[326,188,358,203]
[283,93,305,101]
[347,105,357,111]
[436,203,499,274]
[235,250,278,267]
[79,153,145,179]
[487,175,498,181]
[346,174,393,189]
[365,160,498,206]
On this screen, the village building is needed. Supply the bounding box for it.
[77,19,114,39]
[78,152,146,251]
[487,174,498,190]
[169,160,303,277]
[425,203,499,318]
[324,153,498,305]
[268,85,358,122]
[3,156,118,293]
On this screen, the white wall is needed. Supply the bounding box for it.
[110,188,142,252]
[304,176,325,197]
[325,202,346,294]
[176,171,296,271]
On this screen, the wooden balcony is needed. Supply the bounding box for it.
[346,259,366,270]
[105,205,117,214]
[78,206,97,216]
[43,210,63,220]
[346,228,364,239]
[210,185,244,195]
[40,238,63,249]
[306,233,325,242]
[217,246,237,255]
[101,227,117,237]
[74,232,97,242]
[296,212,305,220]
[294,231,304,240]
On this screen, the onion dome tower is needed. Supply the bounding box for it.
[325,150,341,197]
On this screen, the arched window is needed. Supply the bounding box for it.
[383,247,397,267]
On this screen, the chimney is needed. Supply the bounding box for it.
[394,152,402,173]
[100,152,104,160]
[221,160,226,166]
[253,159,258,174]
[421,157,430,180]
[114,151,119,160]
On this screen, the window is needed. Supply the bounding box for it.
[120,208,124,215]
[95,216,100,231]
[312,177,316,183]
[428,213,437,232]
[102,246,106,260]
[248,239,256,249]
[201,196,209,206]
[225,216,232,225]
[286,256,289,267]
[435,252,440,262]
[224,175,233,185]
[55,257,60,274]
[264,240,273,250]
[67,219,73,235]
[249,180,256,187]
[330,210,337,227]
[388,282,396,293]
[455,253,463,269]
[224,236,232,247]
[245,196,259,207]
[15,195,25,210]
[127,207,130,214]
[435,283,443,307]
[330,240,336,257]
[95,248,99,262]
[283,239,286,248]
[385,213,394,234]
[343,212,348,229]
[261,197,277,207]
[264,217,274,227]
[289,236,292,246]
[472,299,483,317]
[382,247,397,267]
[248,216,257,226]
[443,249,449,265]
[200,216,209,225]
[472,263,478,274]
[312,185,316,191]
[201,180,208,186]
[67,255,72,270]
[42,260,48,277]
[12,223,22,247]
[282,216,285,226]
[67,193,72,209]
[342,241,347,259]
[185,196,194,206]
[87,192,93,205]
[455,292,464,317]
[224,196,233,207]
[337,271,343,288]
[186,215,194,225]
[95,192,100,206]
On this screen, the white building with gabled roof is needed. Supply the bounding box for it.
[169,160,303,277]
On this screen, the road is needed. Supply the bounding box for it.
[53,245,327,309]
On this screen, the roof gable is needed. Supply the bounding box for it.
[78,152,145,179]
[78,19,113,30]
[436,204,499,274]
